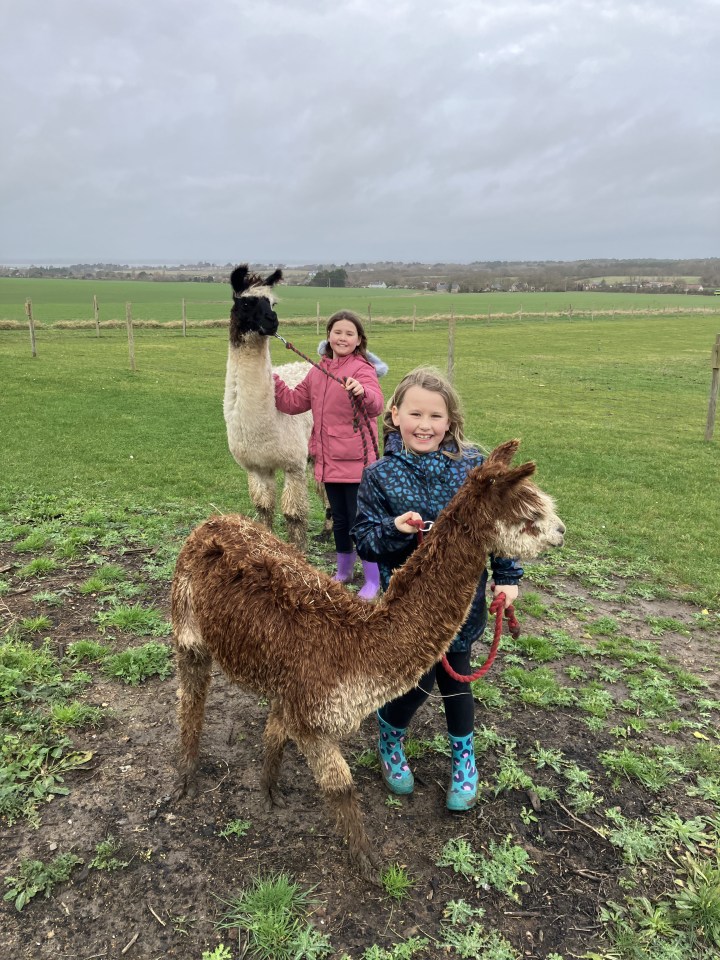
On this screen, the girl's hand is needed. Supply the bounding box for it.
[344,377,365,398]
[492,583,519,608]
[394,511,424,534]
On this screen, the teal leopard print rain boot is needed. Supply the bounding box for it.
[447,731,478,811]
[377,711,414,795]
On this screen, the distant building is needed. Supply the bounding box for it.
[367,281,387,288]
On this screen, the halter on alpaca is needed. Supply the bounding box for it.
[229,266,283,342]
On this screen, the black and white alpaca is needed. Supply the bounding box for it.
[223,265,312,548]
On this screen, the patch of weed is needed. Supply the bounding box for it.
[645,615,691,638]
[470,677,507,709]
[600,747,676,793]
[50,701,104,730]
[63,640,111,665]
[102,642,173,685]
[18,615,52,635]
[31,591,65,606]
[588,616,620,636]
[218,819,251,841]
[380,863,414,901]
[17,557,59,578]
[90,836,130,871]
[3,853,83,911]
[215,871,331,960]
[96,602,171,637]
[502,666,575,708]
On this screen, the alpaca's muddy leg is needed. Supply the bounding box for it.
[281,468,309,550]
[301,738,382,884]
[248,470,276,531]
[260,701,288,811]
[172,646,212,801]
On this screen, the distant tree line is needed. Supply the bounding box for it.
[306,268,348,288]
[2,258,718,294]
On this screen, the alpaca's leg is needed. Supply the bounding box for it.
[173,646,212,801]
[248,469,276,531]
[280,466,308,549]
[300,737,381,884]
[260,700,288,811]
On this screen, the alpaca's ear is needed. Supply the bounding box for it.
[486,439,520,467]
[501,461,536,485]
[230,265,250,295]
[264,268,283,287]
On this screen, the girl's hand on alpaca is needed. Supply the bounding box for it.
[394,511,424,534]
[344,377,365,398]
[492,583,518,608]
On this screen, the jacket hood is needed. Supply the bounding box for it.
[317,340,389,378]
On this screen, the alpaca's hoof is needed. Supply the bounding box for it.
[261,786,286,812]
[171,775,197,802]
[352,850,382,886]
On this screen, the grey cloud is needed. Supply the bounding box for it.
[1,0,717,262]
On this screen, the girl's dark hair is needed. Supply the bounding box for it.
[322,310,370,361]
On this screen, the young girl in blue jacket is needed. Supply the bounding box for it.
[351,367,523,811]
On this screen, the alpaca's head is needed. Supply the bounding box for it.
[456,440,565,560]
[229,265,283,345]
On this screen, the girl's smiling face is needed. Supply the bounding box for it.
[391,385,450,454]
[328,319,361,358]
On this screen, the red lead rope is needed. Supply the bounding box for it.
[408,517,520,683]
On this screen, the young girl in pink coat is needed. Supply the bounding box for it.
[273,310,384,599]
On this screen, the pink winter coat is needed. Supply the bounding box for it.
[273,353,384,483]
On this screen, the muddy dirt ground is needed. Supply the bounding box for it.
[1,536,718,960]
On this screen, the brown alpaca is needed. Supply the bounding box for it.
[171,440,565,881]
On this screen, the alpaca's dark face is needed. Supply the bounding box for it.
[228,263,283,346]
[229,295,279,345]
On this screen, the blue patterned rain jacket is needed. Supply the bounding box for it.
[351,432,523,652]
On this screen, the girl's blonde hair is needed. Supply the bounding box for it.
[383,366,481,457]
[322,310,370,361]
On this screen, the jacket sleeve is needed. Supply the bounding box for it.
[354,363,384,417]
[489,554,524,585]
[352,466,416,561]
[273,370,312,415]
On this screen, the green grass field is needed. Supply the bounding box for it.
[1,276,718,325]
[2,309,719,605]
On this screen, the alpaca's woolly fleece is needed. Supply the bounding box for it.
[171,440,565,880]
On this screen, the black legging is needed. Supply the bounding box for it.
[324,481,360,554]
[380,648,475,737]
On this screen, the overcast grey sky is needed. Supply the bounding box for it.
[2,0,718,265]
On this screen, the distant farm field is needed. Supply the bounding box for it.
[0,276,718,326]
[1,309,719,605]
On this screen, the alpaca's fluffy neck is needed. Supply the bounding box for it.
[359,479,497,707]
[223,335,275,443]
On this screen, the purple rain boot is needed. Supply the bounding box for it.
[333,551,356,583]
[357,559,380,601]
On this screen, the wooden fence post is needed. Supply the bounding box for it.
[93,295,100,337]
[182,298,187,337]
[25,299,37,357]
[447,310,456,383]
[126,302,136,372]
[705,333,720,441]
